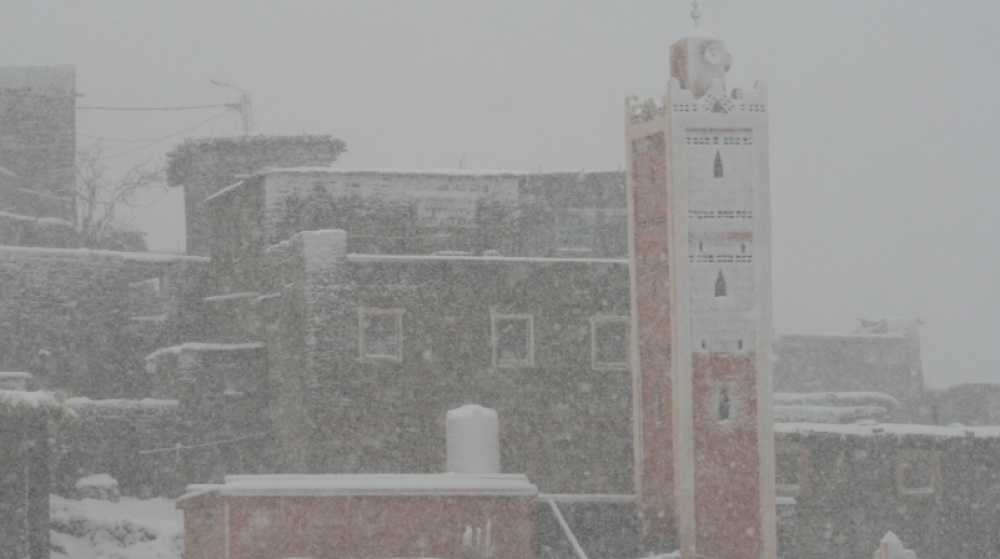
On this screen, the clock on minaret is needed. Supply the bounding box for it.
[625,23,776,559]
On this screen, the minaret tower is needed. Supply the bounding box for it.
[624,9,776,559]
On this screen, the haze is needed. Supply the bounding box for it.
[1,0,998,388]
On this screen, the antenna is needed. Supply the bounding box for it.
[691,0,701,27]
[210,79,254,134]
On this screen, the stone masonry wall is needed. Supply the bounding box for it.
[265,231,634,493]
[0,246,209,398]
[0,66,76,214]
[166,134,346,256]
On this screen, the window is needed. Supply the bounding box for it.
[492,314,533,367]
[591,316,630,370]
[358,308,404,362]
[775,443,810,497]
[715,270,727,297]
[556,213,594,251]
[718,389,730,421]
[896,450,940,498]
[714,150,724,178]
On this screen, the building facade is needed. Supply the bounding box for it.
[624,28,776,558]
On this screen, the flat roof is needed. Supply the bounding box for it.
[178,473,538,504]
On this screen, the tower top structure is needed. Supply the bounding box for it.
[669,22,732,99]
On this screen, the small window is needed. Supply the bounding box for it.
[591,316,629,370]
[715,270,727,297]
[718,389,730,421]
[493,314,534,367]
[713,150,723,178]
[897,450,939,498]
[556,213,594,252]
[775,443,810,497]
[359,309,404,362]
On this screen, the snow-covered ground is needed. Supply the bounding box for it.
[50,494,183,559]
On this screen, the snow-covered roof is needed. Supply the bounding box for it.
[65,397,179,410]
[774,405,887,424]
[76,473,118,488]
[776,422,1000,439]
[178,473,538,503]
[0,390,67,413]
[0,210,74,228]
[145,342,267,362]
[203,291,261,303]
[347,254,628,265]
[537,493,635,503]
[0,245,208,263]
[201,180,246,204]
[774,392,900,410]
[261,167,619,178]
[775,331,905,340]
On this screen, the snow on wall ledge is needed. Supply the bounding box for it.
[0,389,66,412]
[144,342,266,363]
[178,473,539,502]
[776,422,1000,439]
[0,244,209,263]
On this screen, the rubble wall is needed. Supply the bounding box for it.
[0,246,209,398]
[166,134,346,256]
[264,233,634,493]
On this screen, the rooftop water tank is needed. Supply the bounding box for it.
[446,404,500,474]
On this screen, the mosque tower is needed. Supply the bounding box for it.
[624,6,777,559]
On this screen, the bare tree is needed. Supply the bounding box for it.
[76,143,165,250]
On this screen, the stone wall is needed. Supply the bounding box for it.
[55,398,185,497]
[261,231,633,493]
[0,211,80,248]
[0,246,210,398]
[165,134,346,255]
[0,65,76,217]
[773,424,1000,559]
[773,320,926,422]
[204,169,628,286]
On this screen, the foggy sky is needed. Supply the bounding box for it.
[2,0,998,388]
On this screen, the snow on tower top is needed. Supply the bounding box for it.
[670,26,732,99]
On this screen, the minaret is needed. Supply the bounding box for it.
[624,13,776,559]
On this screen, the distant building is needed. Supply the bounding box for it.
[0,65,76,221]
[773,318,926,423]
[165,134,347,256]
[931,382,1000,426]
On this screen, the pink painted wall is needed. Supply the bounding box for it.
[181,493,531,559]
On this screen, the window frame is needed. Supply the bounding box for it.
[491,313,534,368]
[358,308,404,363]
[896,449,941,500]
[555,210,596,253]
[590,315,630,371]
[774,442,810,498]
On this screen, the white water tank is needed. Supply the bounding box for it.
[446,404,500,474]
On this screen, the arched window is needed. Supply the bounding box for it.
[715,270,727,297]
[719,389,730,421]
[714,150,724,178]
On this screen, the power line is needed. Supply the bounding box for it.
[96,109,232,160]
[76,104,233,111]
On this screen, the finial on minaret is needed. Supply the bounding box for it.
[691,0,701,27]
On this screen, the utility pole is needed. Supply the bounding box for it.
[211,79,254,133]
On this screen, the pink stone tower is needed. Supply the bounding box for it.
[624,24,777,559]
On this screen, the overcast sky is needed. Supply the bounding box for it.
[2,0,998,388]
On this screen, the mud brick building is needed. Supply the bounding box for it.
[0,66,76,220]
[149,228,634,494]
[166,134,347,256]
